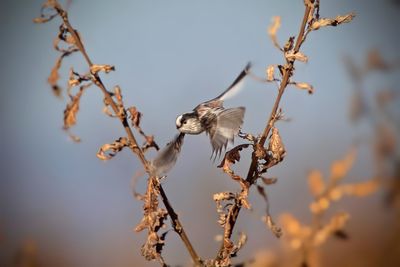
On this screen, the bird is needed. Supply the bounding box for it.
[150,62,251,176]
[176,62,250,155]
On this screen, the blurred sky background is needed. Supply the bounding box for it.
[0,0,400,266]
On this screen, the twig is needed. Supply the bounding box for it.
[50,2,202,265]
[216,5,313,261]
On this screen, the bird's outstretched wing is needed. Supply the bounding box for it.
[207,107,245,157]
[150,133,185,176]
[213,62,251,102]
[195,62,251,111]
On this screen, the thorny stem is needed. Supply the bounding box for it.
[216,5,313,261]
[53,4,202,266]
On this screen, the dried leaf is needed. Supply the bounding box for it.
[340,180,379,197]
[47,24,81,97]
[257,185,282,238]
[142,135,159,152]
[239,184,251,210]
[48,57,62,96]
[127,106,142,128]
[90,64,115,74]
[255,143,267,159]
[268,127,286,162]
[63,83,91,130]
[328,188,343,201]
[217,232,247,266]
[308,170,325,197]
[285,51,308,63]
[266,65,275,82]
[334,230,350,240]
[219,144,249,166]
[366,49,390,71]
[96,137,131,160]
[310,13,355,31]
[260,177,278,185]
[230,232,247,257]
[56,24,78,49]
[330,147,356,182]
[65,131,81,143]
[214,192,236,203]
[313,212,349,246]
[67,69,91,94]
[280,214,306,241]
[218,144,250,177]
[102,106,114,118]
[218,144,251,210]
[33,0,58,23]
[135,177,168,264]
[268,16,282,51]
[126,106,160,153]
[292,82,314,94]
[310,197,330,214]
[262,215,283,238]
[343,56,362,82]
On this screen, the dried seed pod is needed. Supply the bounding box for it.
[268,127,286,162]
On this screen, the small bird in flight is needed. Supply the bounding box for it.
[151,63,251,176]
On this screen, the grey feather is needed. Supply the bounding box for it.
[150,133,185,176]
[213,62,251,101]
[207,107,245,157]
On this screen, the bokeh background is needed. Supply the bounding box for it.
[1,0,399,266]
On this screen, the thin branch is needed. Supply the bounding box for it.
[51,2,202,265]
[216,5,313,261]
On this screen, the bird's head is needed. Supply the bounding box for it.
[176,113,203,134]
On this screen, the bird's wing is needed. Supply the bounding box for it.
[195,62,251,111]
[207,107,245,157]
[150,133,185,176]
[212,62,251,102]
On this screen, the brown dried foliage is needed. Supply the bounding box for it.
[35,0,358,266]
[35,1,200,266]
[134,177,169,264]
[212,1,355,265]
[280,149,378,267]
[345,48,400,207]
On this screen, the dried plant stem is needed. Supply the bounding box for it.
[53,5,202,265]
[158,186,202,265]
[216,5,313,260]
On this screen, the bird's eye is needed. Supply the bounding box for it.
[182,120,187,125]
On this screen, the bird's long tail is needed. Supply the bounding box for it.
[150,132,185,176]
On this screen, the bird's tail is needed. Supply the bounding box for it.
[150,132,185,176]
